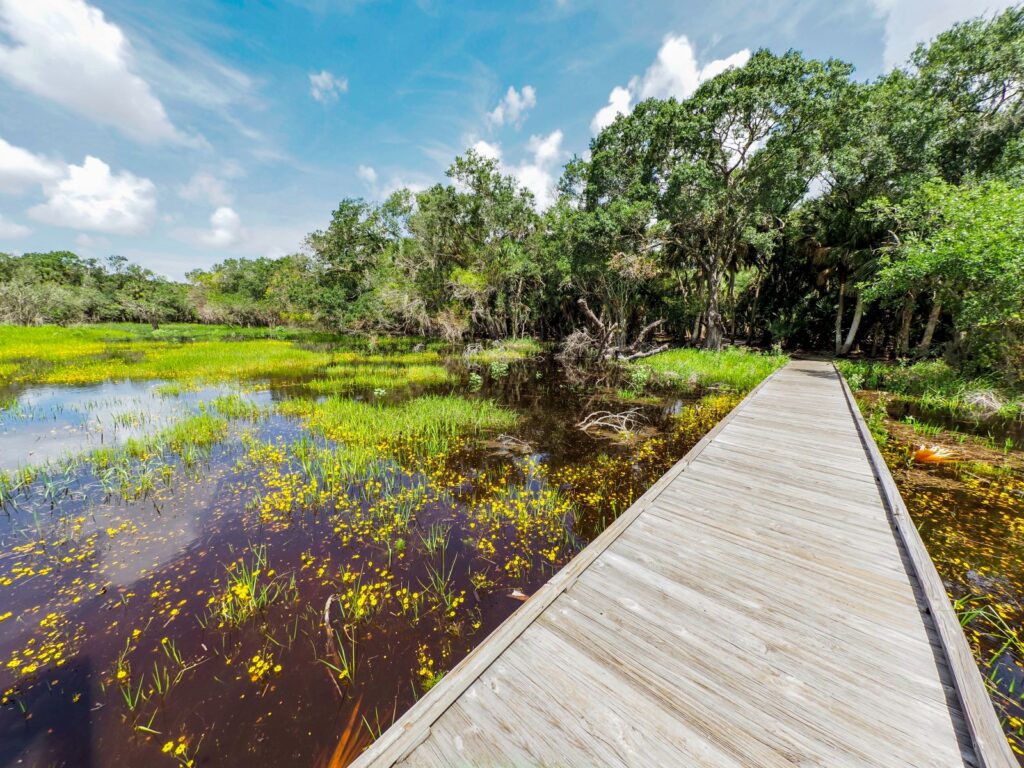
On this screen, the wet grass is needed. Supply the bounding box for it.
[627,347,788,395]
[464,338,544,365]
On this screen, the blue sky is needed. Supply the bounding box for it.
[0,0,1013,279]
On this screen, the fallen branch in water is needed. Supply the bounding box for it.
[577,408,645,435]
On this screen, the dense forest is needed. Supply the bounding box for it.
[2,9,1022,384]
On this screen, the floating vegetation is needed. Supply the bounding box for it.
[0,325,772,766]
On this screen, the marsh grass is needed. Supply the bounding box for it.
[837,359,1024,421]
[210,394,265,420]
[0,324,334,386]
[212,545,294,628]
[464,338,543,364]
[279,395,517,462]
[633,347,788,394]
[306,362,454,394]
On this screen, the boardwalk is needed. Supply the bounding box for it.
[352,360,1014,768]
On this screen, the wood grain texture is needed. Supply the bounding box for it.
[349,359,1012,768]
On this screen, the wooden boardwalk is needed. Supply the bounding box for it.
[352,359,1014,768]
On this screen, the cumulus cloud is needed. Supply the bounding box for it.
[591,35,750,132]
[309,69,348,103]
[357,164,378,185]
[471,130,564,210]
[179,171,234,207]
[0,214,30,239]
[200,206,244,247]
[870,0,1017,69]
[29,156,157,234]
[0,0,187,144]
[0,136,64,193]
[591,86,633,136]
[471,140,502,161]
[487,85,537,128]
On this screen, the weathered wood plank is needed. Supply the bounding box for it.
[349,359,1011,768]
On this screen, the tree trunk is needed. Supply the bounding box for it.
[896,292,915,356]
[727,269,737,343]
[918,297,942,351]
[703,263,725,351]
[746,275,762,345]
[834,280,846,355]
[839,292,864,355]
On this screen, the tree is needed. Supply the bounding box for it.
[864,179,1024,379]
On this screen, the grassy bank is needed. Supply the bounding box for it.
[836,359,1024,421]
[628,347,788,395]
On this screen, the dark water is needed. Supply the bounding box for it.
[0,358,730,767]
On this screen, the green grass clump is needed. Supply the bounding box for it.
[465,338,544,364]
[836,359,1023,419]
[307,360,454,394]
[210,394,265,420]
[279,395,517,459]
[633,347,788,394]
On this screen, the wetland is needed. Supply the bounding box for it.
[0,324,782,767]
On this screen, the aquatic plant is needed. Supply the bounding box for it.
[212,546,294,628]
[636,347,787,394]
[464,338,543,364]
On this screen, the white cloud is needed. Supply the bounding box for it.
[355,163,430,199]
[29,156,157,235]
[512,129,564,209]
[591,35,750,132]
[473,130,564,210]
[487,85,537,128]
[179,171,233,207]
[870,0,1017,69]
[0,137,64,193]
[309,69,348,103]
[0,214,30,239]
[471,140,503,161]
[200,206,244,247]
[0,0,187,145]
[591,86,633,134]
[357,164,378,185]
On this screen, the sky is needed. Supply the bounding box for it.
[0,0,1015,279]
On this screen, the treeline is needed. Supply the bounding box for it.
[0,252,191,328]
[2,9,1023,382]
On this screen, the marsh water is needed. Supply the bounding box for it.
[0,350,731,767]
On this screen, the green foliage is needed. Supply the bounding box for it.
[836,359,1023,419]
